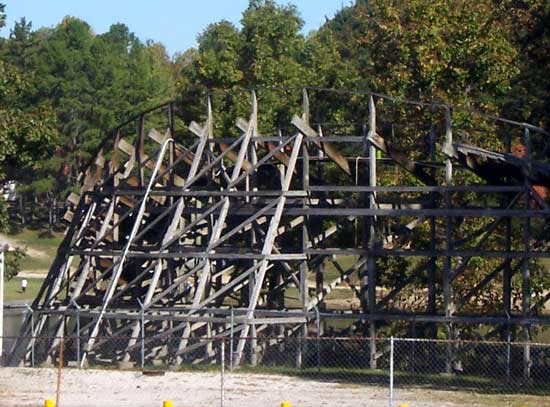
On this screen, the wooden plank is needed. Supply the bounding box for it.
[117,138,134,156]
[292,115,351,176]
[147,128,195,166]
[63,210,74,222]
[67,192,80,206]
[237,118,291,166]
[219,143,252,171]
[368,133,436,185]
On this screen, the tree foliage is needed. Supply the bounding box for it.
[3,248,25,281]
[499,0,550,129]
[0,11,176,215]
[0,25,58,182]
[2,0,550,328]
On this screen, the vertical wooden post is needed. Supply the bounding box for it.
[112,130,121,242]
[168,102,175,190]
[316,125,325,335]
[166,104,176,290]
[136,115,145,188]
[428,124,437,338]
[444,107,453,373]
[503,132,512,359]
[522,127,532,380]
[360,123,369,317]
[297,89,310,369]
[206,95,218,359]
[367,95,378,369]
[247,95,259,366]
[277,129,286,345]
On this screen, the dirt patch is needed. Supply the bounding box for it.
[0,232,51,260]
[0,232,51,276]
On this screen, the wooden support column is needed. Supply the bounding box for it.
[443,107,453,373]
[136,115,145,188]
[367,95,377,369]
[166,105,176,289]
[233,130,303,366]
[277,130,286,343]
[166,102,177,310]
[503,133,512,349]
[522,128,532,380]
[316,125,325,336]
[428,125,437,337]
[248,110,259,366]
[297,89,310,369]
[248,268,257,365]
[205,99,216,360]
[168,102,176,193]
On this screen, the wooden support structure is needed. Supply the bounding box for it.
[366,95,378,369]
[8,88,550,371]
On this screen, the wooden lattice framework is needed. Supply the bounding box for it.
[9,89,550,375]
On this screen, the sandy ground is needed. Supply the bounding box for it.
[3,366,544,407]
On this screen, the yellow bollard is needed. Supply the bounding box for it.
[163,401,174,407]
[281,402,291,407]
[398,404,409,407]
[44,400,55,407]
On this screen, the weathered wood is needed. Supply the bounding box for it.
[13,88,550,369]
[367,132,436,185]
[292,115,351,175]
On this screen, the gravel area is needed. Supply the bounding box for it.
[1,367,547,407]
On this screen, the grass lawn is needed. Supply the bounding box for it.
[3,276,44,302]
[8,227,63,249]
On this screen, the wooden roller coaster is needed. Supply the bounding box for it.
[9,88,550,377]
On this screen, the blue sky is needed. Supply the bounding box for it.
[1,1,350,57]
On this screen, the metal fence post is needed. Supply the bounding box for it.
[138,300,145,368]
[30,309,35,367]
[506,312,511,383]
[76,306,81,367]
[229,307,234,371]
[389,337,394,407]
[220,338,225,407]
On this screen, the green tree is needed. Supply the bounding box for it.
[194,21,243,88]
[326,0,518,109]
[1,14,176,230]
[239,0,308,130]
[500,0,550,129]
[27,18,176,172]
[0,54,59,181]
[2,248,26,281]
[0,3,26,278]
[179,0,312,133]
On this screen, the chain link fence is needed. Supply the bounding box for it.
[389,337,550,406]
[2,332,550,406]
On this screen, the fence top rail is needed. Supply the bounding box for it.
[3,334,550,348]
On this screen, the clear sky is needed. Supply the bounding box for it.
[1,1,349,57]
